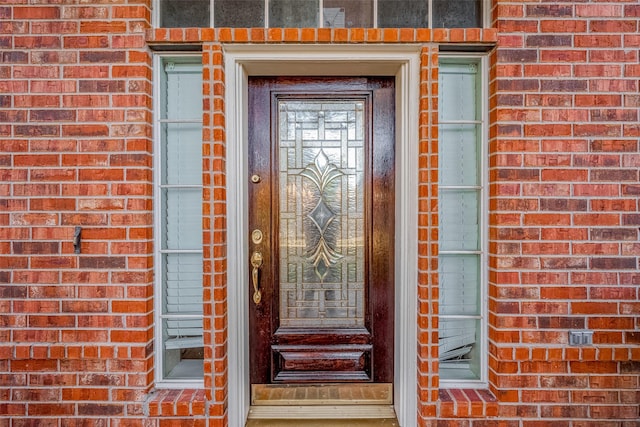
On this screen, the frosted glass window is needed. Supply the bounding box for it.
[160,0,209,27]
[433,0,482,28]
[215,0,264,27]
[156,58,204,382]
[323,0,373,28]
[378,0,428,28]
[157,1,484,28]
[438,59,485,383]
[269,0,318,27]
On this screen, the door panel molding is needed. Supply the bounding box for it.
[225,45,420,427]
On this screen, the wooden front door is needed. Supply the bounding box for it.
[248,77,394,384]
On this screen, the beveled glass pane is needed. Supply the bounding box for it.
[215,0,264,27]
[323,0,373,28]
[433,0,482,28]
[160,0,210,27]
[270,0,318,27]
[378,0,428,28]
[278,99,365,328]
[439,189,479,251]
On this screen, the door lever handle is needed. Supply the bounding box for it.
[251,251,263,305]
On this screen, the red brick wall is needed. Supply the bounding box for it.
[0,2,155,425]
[1,1,638,426]
[486,2,640,426]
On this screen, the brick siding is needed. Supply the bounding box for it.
[487,2,639,426]
[0,1,638,426]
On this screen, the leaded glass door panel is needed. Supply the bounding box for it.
[248,77,394,384]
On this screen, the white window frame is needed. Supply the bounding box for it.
[437,53,488,388]
[152,0,490,29]
[153,52,205,389]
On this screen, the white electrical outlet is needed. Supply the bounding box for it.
[569,330,593,346]
[581,330,593,345]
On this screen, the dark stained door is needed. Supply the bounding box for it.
[248,77,394,384]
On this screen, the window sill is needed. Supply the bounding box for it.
[146,389,208,417]
[438,388,498,418]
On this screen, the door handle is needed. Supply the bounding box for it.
[251,251,263,305]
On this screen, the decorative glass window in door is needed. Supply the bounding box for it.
[278,99,365,328]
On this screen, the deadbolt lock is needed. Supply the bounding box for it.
[251,229,263,244]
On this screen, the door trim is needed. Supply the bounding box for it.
[224,44,420,427]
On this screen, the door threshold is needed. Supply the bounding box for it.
[251,383,392,406]
[248,405,396,419]
[246,416,399,426]
[248,384,398,424]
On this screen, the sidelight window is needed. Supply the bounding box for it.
[157,0,484,28]
[154,56,204,385]
[438,57,487,385]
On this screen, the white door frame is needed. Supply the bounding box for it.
[224,44,420,427]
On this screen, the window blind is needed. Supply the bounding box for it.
[438,61,483,381]
[159,61,204,373]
